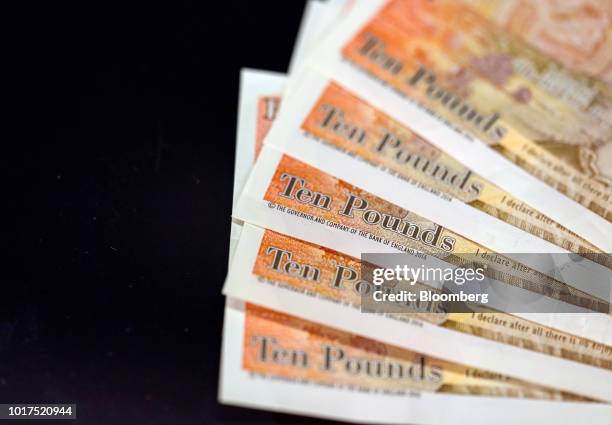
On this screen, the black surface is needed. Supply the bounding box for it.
[5,1,345,423]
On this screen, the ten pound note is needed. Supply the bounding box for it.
[219,68,612,425]
[220,2,612,420]
[266,69,612,276]
[308,0,612,251]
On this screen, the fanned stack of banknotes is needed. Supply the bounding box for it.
[219,1,612,423]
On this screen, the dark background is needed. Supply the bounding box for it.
[5,1,342,423]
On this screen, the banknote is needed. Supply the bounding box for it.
[236,70,608,312]
[266,69,612,272]
[219,300,612,424]
[224,222,612,401]
[232,69,285,211]
[307,0,612,251]
[339,0,612,209]
[229,69,285,267]
[461,0,612,85]
[258,72,612,305]
[234,145,612,343]
[220,68,611,420]
[240,303,574,399]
